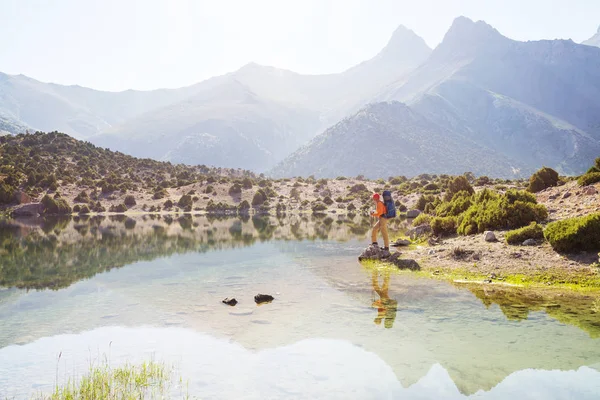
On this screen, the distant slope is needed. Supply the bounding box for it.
[273,102,525,179]
[0,72,203,139]
[92,79,322,171]
[0,114,29,135]
[583,25,600,48]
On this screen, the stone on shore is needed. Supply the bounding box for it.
[406,210,421,218]
[406,224,431,239]
[11,203,43,217]
[391,239,411,247]
[484,231,497,242]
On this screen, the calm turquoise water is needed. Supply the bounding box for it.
[0,215,599,399]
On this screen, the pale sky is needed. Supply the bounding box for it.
[1,0,599,92]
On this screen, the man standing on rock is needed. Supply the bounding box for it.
[370,193,390,252]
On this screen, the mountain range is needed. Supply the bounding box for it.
[2,17,600,178]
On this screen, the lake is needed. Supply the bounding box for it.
[0,214,599,399]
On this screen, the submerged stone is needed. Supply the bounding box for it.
[254,294,274,304]
[222,298,238,306]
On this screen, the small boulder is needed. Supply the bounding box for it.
[406,224,432,240]
[13,191,32,204]
[358,244,392,260]
[484,231,497,242]
[406,210,421,218]
[222,298,238,306]
[562,192,572,199]
[583,186,598,196]
[254,294,274,304]
[522,239,538,246]
[548,193,559,200]
[391,239,411,247]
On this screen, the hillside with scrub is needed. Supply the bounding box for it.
[1,132,599,292]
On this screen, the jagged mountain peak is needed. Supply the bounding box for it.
[443,16,504,45]
[429,16,509,61]
[376,25,431,62]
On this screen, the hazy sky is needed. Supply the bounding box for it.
[1,0,599,91]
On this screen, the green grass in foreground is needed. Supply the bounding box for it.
[32,360,190,400]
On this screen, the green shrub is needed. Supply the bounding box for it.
[423,182,439,191]
[177,194,193,208]
[416,194,439,212]
[431,216,458,237]
[577,172,600,187]
[74,190,90,203]
[41,194,72,215]
[0,183,15,204]
[412,213,432,227]
[474,176,491,186]
[528,167,559,193]
[312,203,327,213]
[457,190,547,235]
[435,191,473,217]
[444,176,474,201]
[395,201,407,212]
[109,203,127,213]
[544,214,600,252]
[242,178,254,189]
[124,195,136,207]
[79,204,91,214]
[586,157,600,174]
[505,222,544,245]
[238,200,251,212]
[204,185,214,194]
[73,204,81,212]
[252,189,267,206]
[228,183,242,195]
[323,196,334,205]
[349,184,368,194]
[347,203,356,211]
[163,199,174,209]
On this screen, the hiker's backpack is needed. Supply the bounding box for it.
[382,190,396,219]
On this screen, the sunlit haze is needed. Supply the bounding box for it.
[1,0,599,91]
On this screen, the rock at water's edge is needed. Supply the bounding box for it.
[358,244,420,271]
[12,203,43,217]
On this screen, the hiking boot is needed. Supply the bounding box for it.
[380,247,390,251]
[371,242,379,246]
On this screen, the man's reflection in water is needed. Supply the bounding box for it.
[371,269,398,329]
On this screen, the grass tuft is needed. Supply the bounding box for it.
[33,360,189,400]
